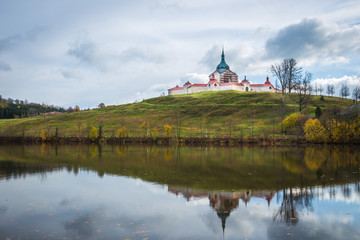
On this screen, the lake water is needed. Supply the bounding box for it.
[0,144,360,240]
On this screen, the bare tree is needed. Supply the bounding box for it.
[353,86,360,102]
[318,85,324,96]
[285,58,302,93]
[340,84,350,98]
[271,62,288,118]
[271,58,302,117]
[294,72,312,112]
[314,83,318,95]
[327,84,335,97]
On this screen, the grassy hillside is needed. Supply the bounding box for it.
[0,91,354,137]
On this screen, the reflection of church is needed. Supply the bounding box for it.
[168,47,280,95]
[168,187,275,233]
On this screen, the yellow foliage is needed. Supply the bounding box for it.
[303,118,327,143]
[116,127,128,138]
[141,121,150,136]
[40,129,49,141]
[89,127,98,141]
[281,113,305,133]
[164,124,172,137]
[152,127,159,137]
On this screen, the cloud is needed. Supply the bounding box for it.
[119,47,165,64]
[0,60,11,71]
[312,75,360,97]
[180,72,209,84]
[68,41,98,66]
[0,35,22,52]
[26,25,49,41]
[265,18,360,60]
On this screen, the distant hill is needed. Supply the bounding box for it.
[0,91,354,137]
[0,96,65,119]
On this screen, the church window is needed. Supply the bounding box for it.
[214,83,217,86]
[269,86,272,89]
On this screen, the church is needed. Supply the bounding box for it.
[168,47,280,95]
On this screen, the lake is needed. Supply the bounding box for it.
[0,144,359,240]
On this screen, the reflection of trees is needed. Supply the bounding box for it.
[274,187,313,225]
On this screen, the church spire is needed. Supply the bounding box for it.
[221,45,225,60]
[217,45,229,73]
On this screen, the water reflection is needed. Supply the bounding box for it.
[0,144,360,239]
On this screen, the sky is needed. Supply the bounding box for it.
[1,0,360,108]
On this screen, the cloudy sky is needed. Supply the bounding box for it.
[1,0,360,108]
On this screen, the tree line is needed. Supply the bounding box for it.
[0,95,65,119]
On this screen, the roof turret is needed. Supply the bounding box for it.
[216,46,230,74]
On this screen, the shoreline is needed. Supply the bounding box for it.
[0,136,358,145]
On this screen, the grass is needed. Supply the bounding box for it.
[0,91,355,137]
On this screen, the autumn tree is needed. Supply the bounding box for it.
[164,124,172,137]
[303,119,327,143]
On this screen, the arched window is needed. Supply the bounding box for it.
[269,86,272,89]
[214,83,217,86]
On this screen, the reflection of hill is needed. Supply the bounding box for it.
[0,144,359,191]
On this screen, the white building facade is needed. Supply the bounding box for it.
[168,48,280,95]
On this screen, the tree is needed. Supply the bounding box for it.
[315,106,322,118]
[327,84,335,97]
[294,72,312,112]
[271,58,302,118]
[98,103,105,108]
[318,85,324,95]
[285,58,302,93]
[352,86,360,102]
[164,124,172,137]
[340,84,350,98]
[74,105,80,112]
[303,119,327,143]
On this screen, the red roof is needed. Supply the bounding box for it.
[168,85,184,90]
[184,81,191,85]
[192,84,207,87]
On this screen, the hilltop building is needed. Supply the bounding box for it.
[168,47,280,95]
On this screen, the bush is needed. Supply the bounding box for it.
[164,124,172,137]
[315,106,322,118]
[89,127,98,141]
[281,113,307,134]
[320,95,325,101]
[303,119,327,143]
[116,127,128,138]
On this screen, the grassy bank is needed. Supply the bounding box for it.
[0,91,354,138]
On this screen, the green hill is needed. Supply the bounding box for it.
[0,91,354,137]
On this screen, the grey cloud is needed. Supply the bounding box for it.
[68,41,97,65]
[26,25,49,41]
[265,18,360,59]
[200,45,221,70]
[119,47,165,63]
[0,60,11,71]
[0,35,22,52]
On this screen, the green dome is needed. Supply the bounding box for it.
[216,48,229,74]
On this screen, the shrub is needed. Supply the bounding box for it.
[303,118,327,143]
[89,127,98,141]
[281,113,307,134]
[320,95,325,101]
[116,127,128,138]
[164,124,172,137]
[315,106,322,118]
